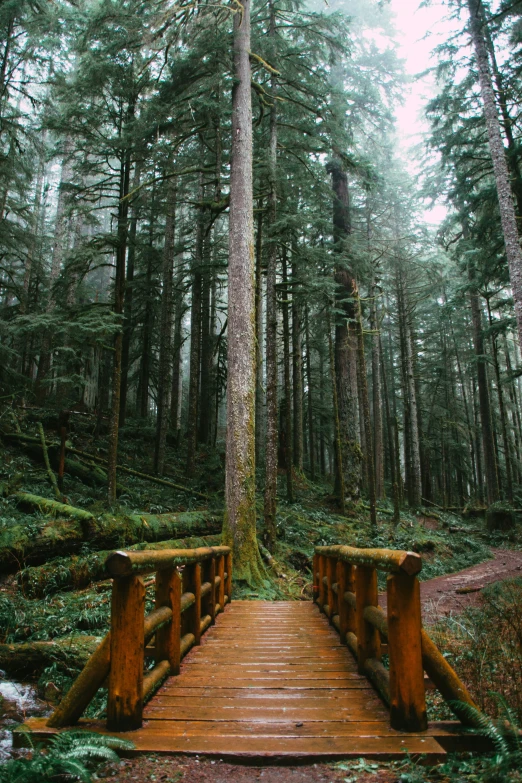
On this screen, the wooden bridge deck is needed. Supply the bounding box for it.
[19,600,473,760]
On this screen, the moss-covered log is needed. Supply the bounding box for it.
[11,492,95,522]
[0,637,100,677]
[19,534,221,597]
[1,431,124,491]
[1,510,221,572]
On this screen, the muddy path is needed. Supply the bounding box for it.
[379,548,522,620]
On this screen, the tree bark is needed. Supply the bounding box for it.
[263,4,279,551]
[467,0,522,349]
[282,247,294,502]
[468,263,499,504]
[107,141,131,503]
[186,175,204,477]
[223,0,264,583]
[292,257,304,473]
[154,178,177,475]
[329,161,361,503]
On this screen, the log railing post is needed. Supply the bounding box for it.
[155,567,181,675]
[217,554,225,612]
[318,554,326,609]
[337,560,354,640]
[107,575,145,731]
[326,556,336,621]
[225,552,232,603]
[183,562,202,645]
[208,555,217,625]
[312,553,319,603]
[355,565,380,675]
[387,572,427,731]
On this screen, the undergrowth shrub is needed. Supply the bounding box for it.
[0,731,133,782]
[429,579,522,720]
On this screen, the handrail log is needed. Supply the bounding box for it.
[143,660,170,701]
[144,606,173,642]
[363,605,388,637]
[181,591,195,612]
[364,657,390,705]
[316,545,422,576]
[421,629,480,725]
[47,634,110,728]
[105,546,231,577]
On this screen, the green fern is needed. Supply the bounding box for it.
[0,731,134,783]
[449,698,522,782]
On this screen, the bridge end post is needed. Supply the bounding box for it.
[107,575,145,731]
[387,573,427,732]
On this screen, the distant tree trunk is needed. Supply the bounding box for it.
[370,283,384,499]
[255,206,265,464]
[329,160,361,503]
[486,301,513,503]
[468,264,499,504]
[328,312,345,514]
[292,257,304,473]
[305,306,315,481]
[281,248,294,502]
[263,6,279,551]
[107,142,131,503]
[223,0,264,582]
[120,161,142,427]
[354,287,376,528]
[35,138,74,401]
[186,178,204,477]
[467,0,522,349]
[138,183,156,419]
[154,178,177,475]
[199,229,212,445]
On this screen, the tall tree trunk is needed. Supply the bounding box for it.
[370,282,384,499]
[35,138,74,401]
[328,312,345,514]
[120,161,142,427]
[354,287,377,528]
[138,187,156,419]
[199,228,212,445]
[282,247,294,502]
[467,0,522,348]
[255,205,265,465]
[107,142,132,503]
[292,257,304,473]
[468,264,499,504]
[486,301,514,502]
[263,3,279,551]
[154,178,177,475]
[223,0,264,582]
[329,161,361,502]
[305,306,315,481]
[186,177,204,477]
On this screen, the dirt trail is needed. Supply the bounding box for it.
[379,548,522,620]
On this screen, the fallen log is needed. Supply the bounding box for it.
[19,534,222,597]
[1,431,124,492]
[66,447,210,499]
[0,637,101,677]
[0,509,221,572]
[10,492,95,523]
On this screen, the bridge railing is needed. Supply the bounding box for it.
[314,545,479,732]
[47,546,232,732]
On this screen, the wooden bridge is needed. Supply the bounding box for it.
[17,544,484,761]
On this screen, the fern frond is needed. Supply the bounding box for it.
[448,700,510,757]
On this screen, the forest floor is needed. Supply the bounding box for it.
[1,413,522,781]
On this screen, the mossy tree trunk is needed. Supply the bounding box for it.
[154,176,177,475]
[223,0,264,583]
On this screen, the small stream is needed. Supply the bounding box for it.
[0,676,49,759]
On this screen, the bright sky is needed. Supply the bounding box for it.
[388,0,462,223]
